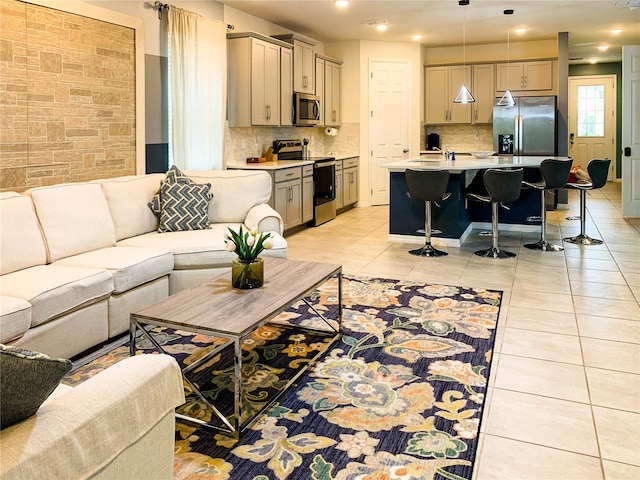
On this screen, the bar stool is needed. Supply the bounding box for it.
[467,168,524,259]
[405,169,450,257]
[563,158,611,245]
[523,158,573,252]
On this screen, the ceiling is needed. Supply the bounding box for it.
[218,0,640,64]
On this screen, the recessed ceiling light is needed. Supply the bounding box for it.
[589,58,598,64]
[334,0,349,7]
[514,27,528,34]
[412,34,423,41]
[375,23,388,31]
[610,28,623,34]
[598,44,609,51]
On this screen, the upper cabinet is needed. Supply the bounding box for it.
[316,54,342,127]
[425,65,472,124]
[472,64,495,124]
[496,60,555,92]
[272,34,317,94]
[280,47,293,126]
[227,33,292,127]
[315,56,325,125]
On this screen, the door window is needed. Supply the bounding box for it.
[577,85,605,137]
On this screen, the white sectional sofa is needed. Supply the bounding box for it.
[0,169,287,360]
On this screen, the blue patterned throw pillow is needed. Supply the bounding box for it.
[158,182,212,232]
[0,344,73,429]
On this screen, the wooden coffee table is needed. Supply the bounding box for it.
[129,257,342,436]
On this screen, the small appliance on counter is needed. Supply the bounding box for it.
[427,133,440,151]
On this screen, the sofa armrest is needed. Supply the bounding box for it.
[244,203,284,235]
[0,354,185,480]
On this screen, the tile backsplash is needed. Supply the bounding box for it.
[422,124,494,153]
[225,122,360,164]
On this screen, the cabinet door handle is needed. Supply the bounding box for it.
[524,76,527,89]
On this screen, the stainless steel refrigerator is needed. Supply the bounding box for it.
[493,96,557,156]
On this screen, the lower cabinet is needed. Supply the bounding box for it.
[302,165,314,224]
[335,161,343,209]
[342,157,358,207]
[273,167,302,230]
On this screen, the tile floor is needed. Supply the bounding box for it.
[285,182,640,479]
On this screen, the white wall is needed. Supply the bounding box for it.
[86,1,225,57]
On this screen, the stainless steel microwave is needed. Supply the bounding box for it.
[294,93,320,126]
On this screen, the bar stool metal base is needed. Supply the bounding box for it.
[563,234,603,245]
[474,247,516,259]
[409,244,448,257]
[524,239,564,251]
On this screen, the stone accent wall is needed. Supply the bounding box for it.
[0,0,137,192]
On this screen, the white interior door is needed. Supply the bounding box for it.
[622,45,640,217]
[568,75,616,179]
[369,59,410,206]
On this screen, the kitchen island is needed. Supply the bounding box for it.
[382,155,570,247]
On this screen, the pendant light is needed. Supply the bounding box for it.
[497,9,516,107]
[454,1,475,104]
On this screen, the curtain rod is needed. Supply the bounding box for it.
[152,1,235,29]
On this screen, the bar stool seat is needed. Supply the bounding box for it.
[563,158,611,245]
[467,168,524,259]
[523,158,573,252]
[405,169,450,257]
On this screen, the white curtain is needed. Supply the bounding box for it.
[167,6,226,170]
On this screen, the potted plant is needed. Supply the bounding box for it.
[224,226,273,289]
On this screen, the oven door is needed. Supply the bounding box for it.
[313,159,336,226]
[314,160,336,204]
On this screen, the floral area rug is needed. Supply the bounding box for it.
[64,276,502,480]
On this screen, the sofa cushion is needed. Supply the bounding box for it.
[185,170,271,223]
[28,183,116,262]
[94,174,164,241]
[0,193,48,275]
[117,223,288,269]
[158,182,212,233]
[53,247,174,294]
[0,265,113,327]
[0,344,72,429]
[0,296,32,344]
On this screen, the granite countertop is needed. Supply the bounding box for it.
[227,154,359,170]
[332,154,359,160]
[383,155,570,173]
[226,159,314,170]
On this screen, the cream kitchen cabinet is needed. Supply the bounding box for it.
[280,46,293,126]
[324,59,341,126]
[315,54,342,127]
[334,160,343,209]
[273,167,302,230]
[471,63,495,124]
[425,65,472,124]
[315,56,325,125]
[302,164,314,224]
[342,157,358,207]
[227,33,292,127]
[496,60,555,92]
[273,34,316,94]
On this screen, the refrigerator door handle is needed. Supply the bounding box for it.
[515,115,523,155]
